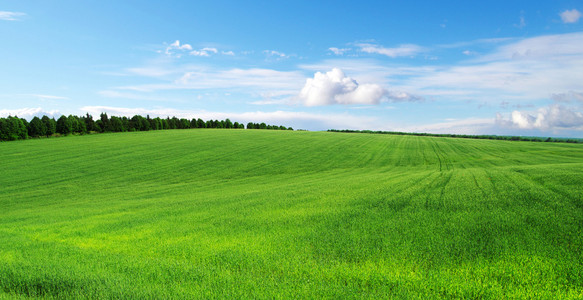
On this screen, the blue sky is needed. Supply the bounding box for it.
[1,1,583,137]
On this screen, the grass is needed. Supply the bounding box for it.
[0,129,582,298]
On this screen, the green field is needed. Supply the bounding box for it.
[1,129,582,298]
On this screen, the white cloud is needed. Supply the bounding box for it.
[560,9,582,24]
[33,94,69,100]
[190,50,210,57]
[404,32,583,102]
[400,118,496,135]
[164,41,226,58]
[496,104,583,131]
[298,68,387,106]
[263,50,290,59]
[0,107,60,119]
[358,43,424,58]
[175,68,305,92]
[191,47,219,56]
[165,40,192,56]
[0,11,26,21]
[328,47,350,55]
[222,50,235,56]
[201,47,218,53]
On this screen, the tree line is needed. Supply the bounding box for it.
[328,129,583,144]
[0,113,293,142]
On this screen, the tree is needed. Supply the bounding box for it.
[122,117,130,131]
[160,118,169,130]
[180,118,190,129]
[225,118,233,129]
[0,118,9,141]
[41,116,56,137]
[140,117,151,131]
[56,115,72,135]
[68,115,82,134]
[100,113,111,132]
[129,115,140,131]
[7,116,28,140]
[28,116,47,137]
[197,118,205,128]
[110,116,125,132]
[83,113,95,132]
[150,118,160,130]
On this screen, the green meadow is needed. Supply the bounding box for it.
[1,129,582,298]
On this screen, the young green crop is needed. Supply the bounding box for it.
[1,130,582,298]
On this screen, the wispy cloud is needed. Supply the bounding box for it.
[357,43,424,58]
[115,67,305,101]
[399,32,583,103]
[0,11,26,21]
[328,47,350,55]
[263,50,293,60]
[399,118,496,135]
[164,41,232,57]
[28,94,69,101]
[514,13,526,29]
[560,9,582,24]
[0,107,60,119]
[191,47,218,57]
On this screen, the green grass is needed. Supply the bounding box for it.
[1,129,582,298]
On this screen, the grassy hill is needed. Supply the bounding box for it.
[1,129,582,298]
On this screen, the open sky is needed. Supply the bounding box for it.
[1,1,583,136]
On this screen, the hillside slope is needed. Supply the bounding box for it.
[1,130,582,298]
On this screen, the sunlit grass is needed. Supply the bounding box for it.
[1,130,582,298]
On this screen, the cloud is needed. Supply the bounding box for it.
[400,118,496,135]
[164,41,229,58]
[263,50,291,59]
[357,43,424,58]
[551,91,583,103]
[328,47,350,55]
[0,107,60,119]
[191,47,218,57]
[0,11,26,21]
[560,9,582,24]
[175,68,304,92]
[298,68,387,106]
[29,94,69,101]
[165,40,192,56]
[496,104,583,131]
[404,32,583,102]
[515,15,526,28]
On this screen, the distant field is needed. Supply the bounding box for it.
[1,129,582,298]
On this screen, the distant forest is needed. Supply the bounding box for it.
[0,113,293,142]
[328,129,583,144]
